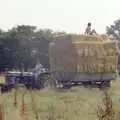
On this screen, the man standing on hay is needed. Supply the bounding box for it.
[85,22,98,35]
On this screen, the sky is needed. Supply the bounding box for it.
[0,0,120,34]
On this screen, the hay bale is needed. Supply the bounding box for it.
[73,40,117,73]
[49,35,117,81]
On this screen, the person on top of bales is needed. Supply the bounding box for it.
[85,22,91,35]
[85,22,97,35]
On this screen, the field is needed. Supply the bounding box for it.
[1,78,120,120]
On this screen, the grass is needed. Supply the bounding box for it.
[97,91,115,120]
[1,78,120,120]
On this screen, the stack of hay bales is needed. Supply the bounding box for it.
[49,35,117,81]
[73,40,117,74]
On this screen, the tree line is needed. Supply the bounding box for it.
[0,25,66,71]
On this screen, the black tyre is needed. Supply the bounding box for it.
[99,81,111,90]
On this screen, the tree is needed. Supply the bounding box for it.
[0,25,37,71]
[11,25,37,70]
[32,29,53,68]
[32,30,67,69]
[106,19,120,40]
[0,25,67,71]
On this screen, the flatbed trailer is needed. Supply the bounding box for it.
[49,35,118,89]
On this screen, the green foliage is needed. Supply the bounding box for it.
[0,25,66,71]
[106,19,120,40]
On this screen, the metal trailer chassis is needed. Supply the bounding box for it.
[51,72,117,89]
[56,80,111,89]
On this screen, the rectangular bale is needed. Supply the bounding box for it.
[49,35,118,82]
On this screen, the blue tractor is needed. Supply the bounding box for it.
[3,71,36,91]
[0,70,51,93]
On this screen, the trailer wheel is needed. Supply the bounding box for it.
[62,84,72,89]
[44,75,56,89]
[82,81,92,88]
[99,81,111,90]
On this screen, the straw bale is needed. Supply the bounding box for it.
[49,35,117,76]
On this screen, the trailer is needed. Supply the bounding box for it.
[48,35,118,89]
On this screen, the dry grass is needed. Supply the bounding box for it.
[1,78,120,120]
[13,88,17,107]
[30,92,39,120]
[97,91,115,120]
[20,92,28,120]
[0,104,4,120]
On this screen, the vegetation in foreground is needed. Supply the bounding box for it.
[0,78,120,120]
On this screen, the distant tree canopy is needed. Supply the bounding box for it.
[0,25,67,71]
[106,19,120,40]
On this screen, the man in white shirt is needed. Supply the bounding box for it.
[84,23,98,35]
[85,23,92,35]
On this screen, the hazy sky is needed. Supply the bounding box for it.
[0,0,120,34]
